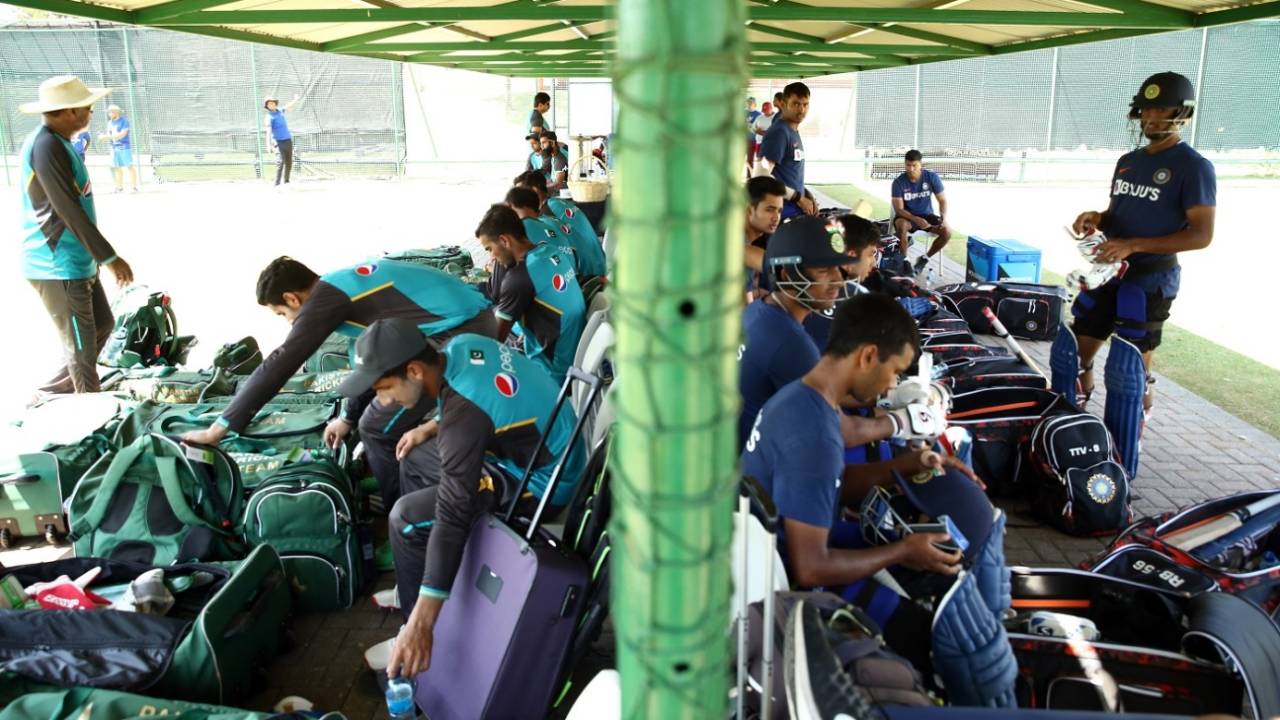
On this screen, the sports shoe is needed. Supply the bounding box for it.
[373,587,400,610]
[375,541,395,572]
[784,600,888,720]
[912,255,930,275]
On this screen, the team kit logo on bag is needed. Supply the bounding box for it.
[355,263,378,277]
[1087,473,1117,503]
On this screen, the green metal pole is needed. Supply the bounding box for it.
[391,62,404,176]
[249,44,266,179]
[121,28,143,185]
[611,0,745,717]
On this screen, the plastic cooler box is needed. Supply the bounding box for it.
[966,236,1042,283]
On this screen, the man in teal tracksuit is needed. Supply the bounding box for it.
[474,204,586,385]
[19,75,135,396]
[181,255,495,514]
[335,320,585,677]
[514,169,607,278]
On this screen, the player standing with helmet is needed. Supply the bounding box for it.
[1062,71,1215,412]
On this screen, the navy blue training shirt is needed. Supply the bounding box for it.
[737,299,821,449]
[891,169,944,218]
[741,380,844,564]
[760,121,805,204]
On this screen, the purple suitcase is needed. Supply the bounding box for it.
[415,368,602,720]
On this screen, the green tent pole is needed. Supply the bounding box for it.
[610,0,746,717]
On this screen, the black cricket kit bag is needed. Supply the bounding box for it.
[414,367,603,720]
[946,387,1070,495]
[937,282,1067,342]
[0,545,291,705]
[1005,567,1280,718]
[1088,489,1280,615]
[1026,411,1132,536]
[935,356,1047,394]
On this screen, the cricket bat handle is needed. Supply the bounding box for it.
[981,307,1046,377]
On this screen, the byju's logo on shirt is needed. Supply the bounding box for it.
[494,371,520,398]
[1112,178,1162,202]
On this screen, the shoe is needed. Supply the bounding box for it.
[373,586,400,610]
[912,255,930,274]
[784,600,888,720]
[376,540,395,572]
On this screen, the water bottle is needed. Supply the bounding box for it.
[386,677,415,720]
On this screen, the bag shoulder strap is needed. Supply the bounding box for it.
[1184,591,1280,719]
[69,438,148,538]
[155,453,217,531]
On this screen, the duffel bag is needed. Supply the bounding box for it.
[935,356,1047,394]
[68,433,243,565]
[303,332,354,373]
[1087,489,1280,615]
[1026,411,1133,536]
[384,246,476,277]
[946,387,1070,495]
[0,545,291,705]
[0,681,282,720]
[242,458,368,612]
[938,281,1067,342]
[1006,567,1280,718]
[98,289,196,369]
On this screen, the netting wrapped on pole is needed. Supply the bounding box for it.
[610,0,746,717]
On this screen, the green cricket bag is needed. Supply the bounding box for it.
[242,458,368,612]
[384,245,476,277]
[0,545,291,705]
[68,433,244,565]
[304,332,354,372]
[211,336,263,375]
[113,399,342,489]
[0,681,282,720]
[98,290,196,369]
[279,368,352,397]
[0,452,69,548]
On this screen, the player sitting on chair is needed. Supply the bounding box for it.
[892,149,952,277]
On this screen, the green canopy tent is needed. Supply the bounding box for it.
[5,0,1279,716]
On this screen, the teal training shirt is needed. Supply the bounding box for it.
[546,197,607,277]
[320,259,491,339]
[440,333,586,505]
[20,126,114,280]
[494,242,586,383]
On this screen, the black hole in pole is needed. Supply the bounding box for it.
[678,300,696,318]
[673,662,691,674]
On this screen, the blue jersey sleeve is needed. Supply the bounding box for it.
[927,170,945,194]
[759,123,787,166]
[771,436,841,529]
[1182,157,1216,210]
[891,175,906,199]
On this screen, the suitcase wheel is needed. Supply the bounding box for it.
[0,528,12,549]
[44,524,60,545]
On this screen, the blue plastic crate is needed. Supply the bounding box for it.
[966,236,1042,283]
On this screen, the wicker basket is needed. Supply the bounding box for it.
[568,156,610,203]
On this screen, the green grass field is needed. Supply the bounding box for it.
[816,183,1280,439]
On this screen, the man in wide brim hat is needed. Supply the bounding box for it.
[17,75,135,397]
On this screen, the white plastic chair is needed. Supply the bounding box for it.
[567,669,620,720]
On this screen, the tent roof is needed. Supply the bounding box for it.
[4,0,1279,77]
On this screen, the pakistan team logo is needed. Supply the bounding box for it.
[1086,473,1117,504]
[1144,83,1161,100]
[1153,168,1172,185]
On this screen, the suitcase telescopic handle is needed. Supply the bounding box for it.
[0,473,40,486]
[740,475,779,534]
[505,366,604,541]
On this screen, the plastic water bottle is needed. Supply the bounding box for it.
[386,677,415,720]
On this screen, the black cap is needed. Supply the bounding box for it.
[1130,71,1196,113]
[766,215,849,270]
[337,318,429,398]
[525,132,539,140]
